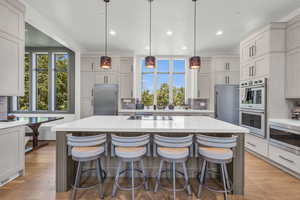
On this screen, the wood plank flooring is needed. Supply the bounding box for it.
[0,142,299,200]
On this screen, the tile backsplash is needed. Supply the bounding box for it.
[0,97,8,120]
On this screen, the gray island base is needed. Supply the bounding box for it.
[53,116,248,195]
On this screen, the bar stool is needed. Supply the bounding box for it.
[154,135,193,200]
[111,134,150,200]
[67,134,107,200]
[196,134,237,200]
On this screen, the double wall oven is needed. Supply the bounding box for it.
[240,78,267,138]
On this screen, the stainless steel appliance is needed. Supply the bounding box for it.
[94,84,118,115]
[240,109,266,138]
[215,85,239,125]
[292,106,300,120]
[269,123,300,155]
[188,98,209,110]
[121,98,136,109]
[240,78,267,138]
[240,79,266,110]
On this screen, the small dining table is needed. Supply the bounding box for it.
[17,117,64,151]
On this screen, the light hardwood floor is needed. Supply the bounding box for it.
[0,142,299,200]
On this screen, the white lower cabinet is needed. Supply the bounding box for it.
[245,133,268,157]
[269,145,300,174]
[0,126,25,186]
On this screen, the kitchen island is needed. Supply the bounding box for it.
[53,115,249,195]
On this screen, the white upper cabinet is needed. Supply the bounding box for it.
[240,23,286,81]
[0,0,25,96]
[119,57,133,74]
[198,74,210,99]
[286,16,300,99]
[119,73,133,99]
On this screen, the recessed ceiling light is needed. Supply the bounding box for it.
[216,30,223,36]
[109,30,116,36]
[166,30,173,36]
[181,46,187,50]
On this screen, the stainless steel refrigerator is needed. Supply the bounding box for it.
[215,84,239,125]
[94,84,118,115]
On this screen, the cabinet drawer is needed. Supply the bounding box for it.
[245,134,268,156]
[269,145,300,174]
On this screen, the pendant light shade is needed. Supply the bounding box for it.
[189,56,201,69]
[100,56,112,69]
[189,0,201,70]
[145,0,155,69]
[145,56,156,69]
[100,0,112,69]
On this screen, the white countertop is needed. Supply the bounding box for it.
[0,121,28,130]
[119,109,214,113]
[53,115,249,133]
[269,118,300,130]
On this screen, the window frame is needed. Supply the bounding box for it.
[141,56,187,107]
[10,47,75,114]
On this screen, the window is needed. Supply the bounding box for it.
[141,58,186,107]
[11,48,74,113]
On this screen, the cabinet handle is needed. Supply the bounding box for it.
[252,66,256,76]
[247,142,256,147]
[253,45,256,56]
[279,155,294,164]
[198,90,200,97]
[249,47,252,57]
[91,89,94,97]
[249,67,251,77]
[131,90,133,97]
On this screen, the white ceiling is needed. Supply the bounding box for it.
[24,0,300,55]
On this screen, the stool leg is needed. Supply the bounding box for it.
[223,163,232,192]
[140,159,149,190]
[154,159,164,193]
[112,160,122,197]
[221,163,228,200]
[131,161,135,200]
[72,161,82,200]
[182,161,191,195]
[98,158,105,183]
[197,160,207,198]
[172,161,176,200]
[96,160,104,199]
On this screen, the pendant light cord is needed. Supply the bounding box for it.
[193,0,197,56]
[105,1,108,56]
[149,0,152,56]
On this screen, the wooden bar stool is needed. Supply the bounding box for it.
[67,134,107,200]
[153,135,193,200]
[196,134,237,200]
[111,134,150,200]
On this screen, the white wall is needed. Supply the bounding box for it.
[18,1,82,139]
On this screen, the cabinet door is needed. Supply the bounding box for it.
[120,57,133,74]
[241,42,253,62]
[286,50,300,98]
[0,1,25,40]
[198,74,210,98]
[80,72,95,98]
[81,57,95,72]
[95,72,118,84]
[229,71,240,84]
[0,33,24,96]
[119,73,133,98]
[80,98,93,118]
[253,56,268,78]
[215,72,226,84]
[0,127,24,182]
[240,64,250,81]
[254,32,269,58]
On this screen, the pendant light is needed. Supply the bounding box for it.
[100,0,112,69]
[145,0,155,69]
[189,0,201,70]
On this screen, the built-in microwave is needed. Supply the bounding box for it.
[240,109,266,138]
[240,79,266,110]
[269,124,300,155]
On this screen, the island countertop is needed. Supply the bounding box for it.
[118,109,214,114]
[53,115,248,133]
